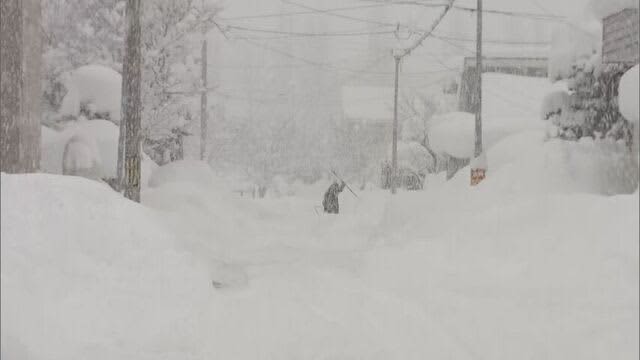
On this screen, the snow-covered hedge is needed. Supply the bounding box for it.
[41,119,157,186]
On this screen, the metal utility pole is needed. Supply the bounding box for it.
[471,0,485,186]
[391,55,401,194]
[200,35,208,161]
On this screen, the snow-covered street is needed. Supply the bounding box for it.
[2,157,638,359]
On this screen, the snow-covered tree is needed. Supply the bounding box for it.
[140,0,220,161]
[41,0,125,123]
[398,90,453,174]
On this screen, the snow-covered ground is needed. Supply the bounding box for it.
[2,153,638,359]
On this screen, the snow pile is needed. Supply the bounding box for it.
[485,130,547,171]
[429,112,544,159]
[483,137,639,195]
[365,190,638,360]
[59,65,122,123]
[148,160,227,190]
[589,0,639,19]
[618,64,639,123]
[1,174,212,360]
[41,120,157,186]
[62,134,102,180]
[481,73,568,119]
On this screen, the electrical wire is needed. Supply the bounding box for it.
[397,0,456,58]
[227,24,396,38]
[220,3,389,21]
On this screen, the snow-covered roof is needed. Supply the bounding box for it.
[341,86,394,122]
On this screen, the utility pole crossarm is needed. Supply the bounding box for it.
[398,0,456,59]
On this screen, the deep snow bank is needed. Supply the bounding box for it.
[366,189,639,360]
[0,174,212,359]
[148,160,227,189]
[483,136,639,195]
[619,64,639,124]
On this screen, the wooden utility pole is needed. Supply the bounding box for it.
[200,35,208,161]
[471,0,485,186]
[0,0,42,173]
[120,0,142,202]
[391,55,401,194]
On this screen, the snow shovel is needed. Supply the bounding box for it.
[330,170,359,199]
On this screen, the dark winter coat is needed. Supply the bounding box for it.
[323,181,345,214]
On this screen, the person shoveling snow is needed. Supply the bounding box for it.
[322,180,346,214]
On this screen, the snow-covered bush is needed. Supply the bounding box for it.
[58,65,122,123]
[41,120,157,187]
[62,134,102,181]
[540,90,572,120]
[547,60,635,143]
[380,141,435,190]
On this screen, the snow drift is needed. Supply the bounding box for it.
[619,64,639,124]
[1,174,212,360]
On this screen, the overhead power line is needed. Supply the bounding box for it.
[226,25,396,38]
[281,0,399,28]
[433,33,550,45]
[452,5,565,20]
[359,0,566,20]
[397,0,455,57]
[220,3,388,21]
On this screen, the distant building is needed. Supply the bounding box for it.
[458,56,548,113]
[602,8,639,65]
